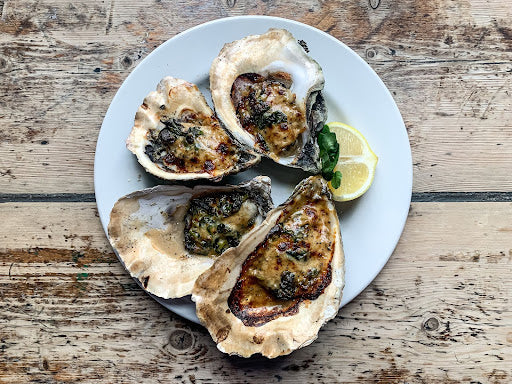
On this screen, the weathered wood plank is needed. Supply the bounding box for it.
[0,202,510,382]
[0,0,511,193]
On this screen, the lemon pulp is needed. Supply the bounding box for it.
[325,122,378,202]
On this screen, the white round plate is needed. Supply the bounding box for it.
[94,16,412,323]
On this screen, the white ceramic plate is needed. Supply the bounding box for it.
[94,16,412,323]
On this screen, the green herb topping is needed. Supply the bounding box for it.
[184,192,258,257]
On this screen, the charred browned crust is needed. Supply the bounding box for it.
[228,263,333,327]
[144,115,247,175]
[227,182,335,327]
[228,278,301,327]
[192,175,344,358]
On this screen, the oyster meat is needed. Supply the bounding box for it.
[108,176,273,299]
[210,29,327,173]
[192,176,344,358]
[127,76,260,181]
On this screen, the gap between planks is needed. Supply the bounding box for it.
[3,192,512,203]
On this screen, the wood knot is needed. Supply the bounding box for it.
[169,329,193,350]
[0,56,11,73]
[121,55,133,69]
[423,317,440,331]
[366,48,377,59]
[226,0,236,8]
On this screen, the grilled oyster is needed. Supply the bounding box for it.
[192,176,344,358]
[108,176,273,299]
[210,29,327,173]
[127,77,260,181]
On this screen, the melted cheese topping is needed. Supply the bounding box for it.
[228,177,334,326]
[231,73,305,157]
[144,110,240,174]
[184,192,260,257]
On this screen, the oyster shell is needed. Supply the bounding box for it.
[210,29,327,173]
[192,176,344,358]
[107,176,273,299]
[127,76,260,181]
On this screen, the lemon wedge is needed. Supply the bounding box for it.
[326,122,378,201]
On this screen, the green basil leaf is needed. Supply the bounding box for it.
[318,127,337,154]
[320,151,330,166]
[322,162,334,175]
[322,171,333,181]
[331,171,342,189]
[318,124,340,182]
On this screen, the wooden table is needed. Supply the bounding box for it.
[1,0,511,382]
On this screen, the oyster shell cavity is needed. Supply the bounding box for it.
[127,76,260,181]
[210,29,327,173]
[108,176,273,299]
[260,57,322,105]
[192,176,344,358]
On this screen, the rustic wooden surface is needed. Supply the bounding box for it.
[1,0,511,382]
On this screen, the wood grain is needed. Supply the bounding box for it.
[0,0,511,193]
[1,202,510,382]
[2,1,512,382]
